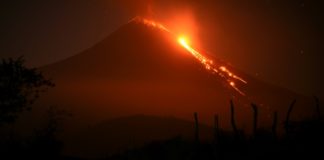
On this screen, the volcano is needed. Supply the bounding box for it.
[39,17,313,157]
[41,17,313,126]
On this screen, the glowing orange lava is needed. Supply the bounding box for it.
[178,37,213,71]
[132,17,247,95]
[177,36,246,95]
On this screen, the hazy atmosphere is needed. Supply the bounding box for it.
[1,1,324,159]
[1,0,323,95]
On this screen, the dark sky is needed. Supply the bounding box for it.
[1,0,323,95]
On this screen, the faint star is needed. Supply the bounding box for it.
[301,3,305,7]
[300,50,304,54]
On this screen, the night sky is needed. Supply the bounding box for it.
[1,0,323,95]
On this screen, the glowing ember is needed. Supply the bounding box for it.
[132,17,247,95]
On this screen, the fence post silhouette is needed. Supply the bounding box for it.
[214,114,219,142]
[272,111,278,139]
[194,112,199,143]
[230,100,238,136]
[193,112,200,159]
[213,114,220,158]
[314,96,320,120]
[251,103,258,137]
[285,99,296,134]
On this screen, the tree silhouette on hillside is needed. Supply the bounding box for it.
[0,57,66,159]
[0,57,54,125]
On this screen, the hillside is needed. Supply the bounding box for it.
[40,17,313,129]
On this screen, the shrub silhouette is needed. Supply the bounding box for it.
[0,57,66,159]
[0,57,54,125]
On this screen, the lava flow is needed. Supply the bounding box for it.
[178,37,247,95]
[132,17,247,95]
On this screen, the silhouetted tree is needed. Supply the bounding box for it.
[0,57,54,125]
[0,57,68,159]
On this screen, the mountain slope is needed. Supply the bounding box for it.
[40,18,312,129]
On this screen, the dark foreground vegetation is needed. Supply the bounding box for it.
[1,57,323,159]
[108,100,324,160]
[0,57,65,159]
